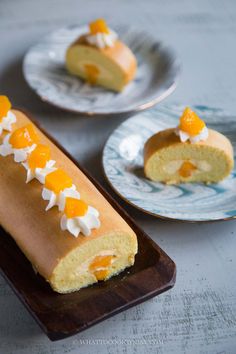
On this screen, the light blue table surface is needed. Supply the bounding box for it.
[0,0,236,353]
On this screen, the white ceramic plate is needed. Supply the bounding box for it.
[103,104,236,221]
[23,25,180,116]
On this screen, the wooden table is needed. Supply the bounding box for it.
[0,0,236,353]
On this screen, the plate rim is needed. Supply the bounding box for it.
[22,24,181,116]
[102,104,236,222]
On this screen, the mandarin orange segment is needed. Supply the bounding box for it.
[89,255,114,272]
[0,96,11,121]
[94,269,109,281]
[89,18,110,35]
[179,107,205,136]
[64,197,88,218]
[84,64,100,84]
[9,124,39,149]
[45,169,72,194]
[179,161,196,178]
[28,144,51,169]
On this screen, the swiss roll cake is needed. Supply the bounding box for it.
[0,97,137,293]
[66,18,137,92]
[144,107,234,184]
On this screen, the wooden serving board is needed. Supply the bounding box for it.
[0,115,176,341]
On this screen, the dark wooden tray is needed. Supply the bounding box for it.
[0,115,176,341]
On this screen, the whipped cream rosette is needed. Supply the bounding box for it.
[60,197,100,237]
[0,124,38,162]
[22,144,56,183]
[39,168,76,211]
[86,18,118,49]
[175,107,209,143]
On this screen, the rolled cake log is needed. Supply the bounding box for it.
[144,128,234,183]
[0,110,138,293]
[66,35,137,92]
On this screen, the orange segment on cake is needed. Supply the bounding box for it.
[60,197,100,237]
[66,18,137,92]
[144,107,234,184]
[22,144,55,183]
[28,144,51,169]
[9,124,39,148]
[0,95,11,119]
[64,197,88,218]
[0,123,39,162]
[0,96,16,135]
[41,168,75,211]
[45,169,73,194]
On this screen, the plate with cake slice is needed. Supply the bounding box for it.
[103,104,236,221]
[23,19,180,116]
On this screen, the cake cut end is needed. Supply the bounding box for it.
[144,128,234,184]
[50,231,137,293]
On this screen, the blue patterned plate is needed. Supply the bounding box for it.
[23,25,180,116]
[103,104,236,221]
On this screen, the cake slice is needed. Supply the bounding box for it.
[144,107,234,184]
[0,101,137,293]
[66,19,137,92]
